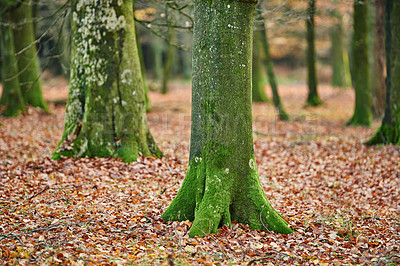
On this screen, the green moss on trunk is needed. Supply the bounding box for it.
[10,0,48,112]
[366,0,400,145]
[306,0,322,107]
[347,0,372,127]
[53,0,161,163]
[0,16,25,117]
[162,0,292,237]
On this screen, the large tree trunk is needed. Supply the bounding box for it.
[371,0,386,119]
[306,0,322,107]
[0,12,25,117]
[53,0,161,163]
[252,31,270,103]
[259,21,290,121]
[162,0,292,237]
[366,0,400,145]
[347,0,372,127]
[10,0,48,112]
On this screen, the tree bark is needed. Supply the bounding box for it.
[53,0,161,163]
[306,0,322,107]
[366,0,400,145]
[10,0,48,112]
[0,11,25,117]
[347,0,372,127]
[161,0,292,237]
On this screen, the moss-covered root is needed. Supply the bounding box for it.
[230,170,293,235]
[161,166,198,222]
[162,161,293,237]
[365,125,400,145]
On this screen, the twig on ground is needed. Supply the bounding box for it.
[0,219,98,245]
[49,184,86,190]
[48,198,69,204]
[24,186,50,202]
[247,252,281,265]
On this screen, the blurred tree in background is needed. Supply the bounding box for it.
[347,0,372,127]
[0,0,48,116]
[367,0,400,146]
[305,0,322,107]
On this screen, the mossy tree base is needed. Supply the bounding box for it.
[162,155,292,237]
[277,109,290,121]
[53,0,161,163]
[305,94,323,107]
[346,111,372,127]
[366,0,400,145]
[366,125,400,145]
[162,0,292,237]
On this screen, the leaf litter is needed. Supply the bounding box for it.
[0,81,399,265]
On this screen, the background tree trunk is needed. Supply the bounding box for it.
[10,0,48,112]
[366,0,400,145]
[371,0,386,119]
[252,31,270,103]
[161,27,176,94]
[330,10,348,88]
[151,36,164,82]
[162,0,292,237]
[135,23,151,112]
[347,0,372,127]
[259,21,290,121]
[306,0,322,106]
[53,0,161,162]
[0,13,25,117]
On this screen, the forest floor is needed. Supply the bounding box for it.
[0,76,399,265]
